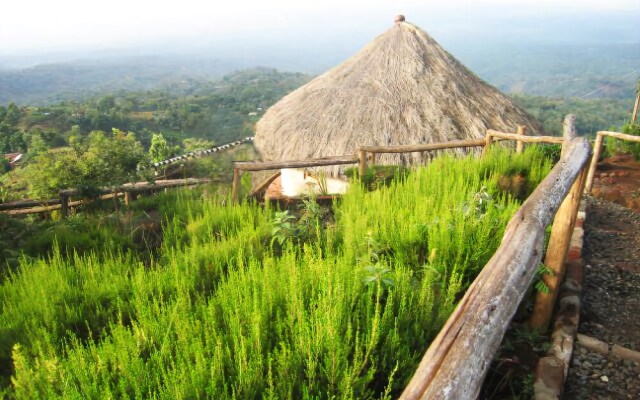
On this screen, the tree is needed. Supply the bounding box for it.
[148,133,174,162]
[18,129,146,198]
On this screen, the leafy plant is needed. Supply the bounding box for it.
[270,210,297,246]
[534,263,555,294]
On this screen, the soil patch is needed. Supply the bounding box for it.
[563,154,640,399]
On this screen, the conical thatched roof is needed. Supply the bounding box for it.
[254,18,543,166]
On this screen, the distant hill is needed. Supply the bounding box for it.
[451,43,639,100]
[0,42,638,106]
[0,56,246,105]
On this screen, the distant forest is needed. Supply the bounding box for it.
[0,66,636,160]
[0,60,638,202]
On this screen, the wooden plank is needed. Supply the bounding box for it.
[486,130,564,144]
[399,137,591,400]
[360,138,485,153]
[234,155,358,171]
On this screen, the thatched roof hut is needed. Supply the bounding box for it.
[254,17,542,166]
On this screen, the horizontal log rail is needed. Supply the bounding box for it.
[485,129,564,144]
[0,198,61,211]
[359,138,486,153]
[400,135,591,399]
[236,129,560,202]
[234,155,359,171]
[585,130,640,194]
[3,193,124,216]
[232,156,359,201]
[58,178,212,197]
[1,178,212,216]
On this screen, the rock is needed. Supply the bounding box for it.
[600,375,609,382]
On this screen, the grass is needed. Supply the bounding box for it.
[0,146,552,399]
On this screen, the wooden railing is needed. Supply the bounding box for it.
[401,127,590,399]
[2,120,591,398]
[0,178,211,217]
[232,125,564,201]
[229,119,589,399]
[584,130,640,194]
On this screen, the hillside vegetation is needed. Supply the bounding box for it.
[0,147,552,398]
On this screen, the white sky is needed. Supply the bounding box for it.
[1,0,639,54]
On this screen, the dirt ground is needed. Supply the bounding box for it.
[563,154,640,399]
[590,154,640,211]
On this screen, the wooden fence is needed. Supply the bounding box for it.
[227,120,595,399]
[0,178,211,217]
[400,130,589,399]
[3,121,601,398]
[232,124,560,201]
[584,130,640,193]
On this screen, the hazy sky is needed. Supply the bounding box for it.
[1,0,639,55]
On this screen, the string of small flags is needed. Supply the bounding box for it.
[140,137,254,171]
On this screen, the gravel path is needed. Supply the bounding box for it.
[563,197,640,400]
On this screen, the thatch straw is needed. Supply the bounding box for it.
[254,20,543,169]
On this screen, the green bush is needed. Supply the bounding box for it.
[603,122,640,160]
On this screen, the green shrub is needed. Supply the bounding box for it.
[603,122,640,160]
[0,148,552,398]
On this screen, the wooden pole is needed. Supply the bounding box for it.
[124,191,138,206]
[584,132,604,194]
[529,168,586,330]
[60,193,69,218]
[529,114,584,330]
[560,114,577,158]
[482,132,494,157]
[516,125,527,153]
[231,167,240,202]
[358,149,367,179]
[369,152,376,166]
[632,90,639,124]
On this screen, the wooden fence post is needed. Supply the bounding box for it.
[516,125,527,153]
[481,132,493,157]
[584,132,604,194]
[529,114,584,330]
[358,150,367,179]
[231,167,241,202]
[632,90,639,124]
[560,114,577,158]
[60,193,69,218]
[124,191,138,206]
[529,168,586,330]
